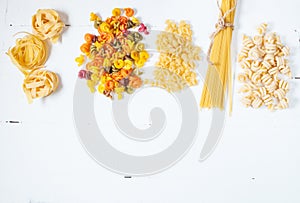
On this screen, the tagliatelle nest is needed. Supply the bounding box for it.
[23,69,59,104]
[7,33,48,75]
[7,9,64,104]
[32,9,65,43]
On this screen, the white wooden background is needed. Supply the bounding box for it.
[1,0,300,202]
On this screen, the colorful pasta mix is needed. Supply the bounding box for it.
[76,8,150,100]
[238,23,291,110]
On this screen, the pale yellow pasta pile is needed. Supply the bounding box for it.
[144,68,187,92]
[238,23,291,110]
[32,9,65,43]
[153,20,201,90]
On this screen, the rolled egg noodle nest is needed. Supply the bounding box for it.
[32,9,65,43]
[7,32,59,103]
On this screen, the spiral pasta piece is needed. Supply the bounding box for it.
[32,9,65,43]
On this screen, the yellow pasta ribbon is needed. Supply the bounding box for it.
[23,68,59,104]
[7,33,48,76]
[139,51,149,60]
[32,9,65,43]
[135,59,145,68]
[130,51,139,60]
[7,32,60,103]
[114,59,125,69]
[75,55,85,66]
[99,22,111,33]
[131,17,140,25]
[98,84,105,93]
[90,12,101,21]
[87,80,96,93]
[112,8,121,16]
[124,59,133,70]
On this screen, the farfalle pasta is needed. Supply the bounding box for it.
[238,23,291,110]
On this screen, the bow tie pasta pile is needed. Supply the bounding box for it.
[144,20,201,92]
[7,9,64,103]
[238,23,291,110]
[75,8,150,100]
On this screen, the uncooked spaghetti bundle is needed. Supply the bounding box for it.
[200,0,237,112]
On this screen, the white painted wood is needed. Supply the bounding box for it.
[1,0,300,202]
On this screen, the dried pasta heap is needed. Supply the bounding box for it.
[7,9,64,103]
[7,33,48,75]
[144,68,187,92]
[200,0,237,112]
[32,9,65,43]
[145,20,201,92]
[238,23,291,110]
[75,8,150,100]
[23,68,59,104]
